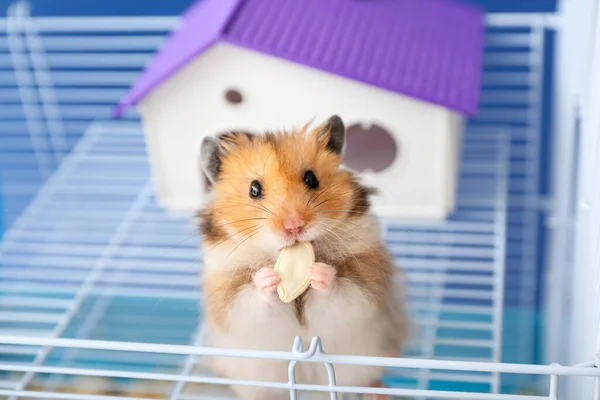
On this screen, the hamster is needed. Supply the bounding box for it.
[198,115,409,400]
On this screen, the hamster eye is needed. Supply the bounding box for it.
[249,180,263,199]
[303,170,319,190]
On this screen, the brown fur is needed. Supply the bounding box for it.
[315,246,393,307]
[197,208,227,243]
[203,266,254,329]
[292,291,309,325]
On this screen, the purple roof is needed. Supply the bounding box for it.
[115,0,484,117]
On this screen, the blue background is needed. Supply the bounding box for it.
[0,0,559,15]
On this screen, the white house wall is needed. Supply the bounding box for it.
[140,42,461,219]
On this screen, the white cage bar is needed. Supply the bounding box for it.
[0,334,598,399]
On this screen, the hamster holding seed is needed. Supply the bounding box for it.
[198,115,409,400]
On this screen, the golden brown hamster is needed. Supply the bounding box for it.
[198,115,408,400]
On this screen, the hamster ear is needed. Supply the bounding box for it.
[200,136,221,186]
[316,115,346,155]
[200,131,254,187]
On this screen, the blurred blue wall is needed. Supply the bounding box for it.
[0,0,559,15]
[0,168,3,239]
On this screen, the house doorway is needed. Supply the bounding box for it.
[344,122,398,173]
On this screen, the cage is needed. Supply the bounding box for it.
[0,0,599,399]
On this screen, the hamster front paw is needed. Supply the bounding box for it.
[253,267,281,301]
[309,263,337,293]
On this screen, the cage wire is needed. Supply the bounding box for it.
[0,3,599,400]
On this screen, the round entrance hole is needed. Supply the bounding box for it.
[344,122,398,173]
[224,88,243,105]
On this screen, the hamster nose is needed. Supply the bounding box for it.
[283,215,306,234]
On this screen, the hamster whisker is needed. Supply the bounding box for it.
[318,223,364,273]
[314,229,343,260]
[318,221,358,250]
[312,196,339,209]
[330,230,384,258]
[320,226,355,260]
[217,199,274,216]
[213,202,274,216]
[254,202,275,216]
[307,180,348,207]
[306,191,318,208]
[320,210,417,235]
[167,232,199,247]
[212,217,268,227]
[320,209,368,215]
[153,232,201,266]
[184,256,202,272]
[188,224,263,273]
[319,217,389,260]
[241,201,275,216]
[223,224,265,262]
[320,216,363,230]
[320,217,367,244]
[202,224,265,256]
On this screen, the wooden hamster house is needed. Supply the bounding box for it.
[114,0,485,220]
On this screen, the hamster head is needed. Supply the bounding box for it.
[199,115,374,253]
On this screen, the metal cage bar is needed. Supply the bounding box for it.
[0,5,597,400]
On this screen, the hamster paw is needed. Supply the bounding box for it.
[253,267,281,301]
[309,262,336,292]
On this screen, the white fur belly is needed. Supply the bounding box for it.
[304,279,390,387]
[205,285,303,399]
[208,285,300,350]
[204,281,399,398]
